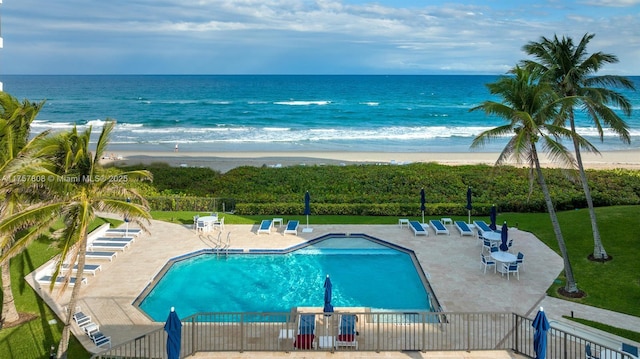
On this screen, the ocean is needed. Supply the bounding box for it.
[3,75,640,153]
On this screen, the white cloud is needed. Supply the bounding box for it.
[2,0,639,74]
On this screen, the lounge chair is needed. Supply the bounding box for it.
[257,219,273,234]
[335,314,358,349]
[37,275,88,287]
[62,263,102,276]
[429,219,450,235]
[294,314,316,350]
[90,331,111,348]
[85,251,117,261]
[73,309,93,328]
[473,220,493,232]
[88,241,130,251]
[104,228,141,237]
[284,220,299,235]
[408,221,428,236]
[94,236,135,243]
[454,221,474,236]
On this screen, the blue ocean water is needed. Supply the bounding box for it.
[3,75,640,153]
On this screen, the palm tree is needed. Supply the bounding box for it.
[0,120,152,358]
[0,92,45,325]
[470,66,595,294]
[522,33,635,260]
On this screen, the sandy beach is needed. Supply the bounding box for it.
[103,149,640,173]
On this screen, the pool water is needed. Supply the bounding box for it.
[139,236,432,321]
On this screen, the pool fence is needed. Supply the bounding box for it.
[89,310,635,358]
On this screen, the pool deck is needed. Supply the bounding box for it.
[26,218,640,357]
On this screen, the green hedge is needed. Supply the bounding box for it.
[122,162,640,215]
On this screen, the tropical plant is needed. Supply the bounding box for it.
[0,120,152,358]
[522,33,635,260]
[470,66,595,294]
[0,92,45,325]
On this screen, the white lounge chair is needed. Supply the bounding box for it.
[94,236,135,243]
[294,314,316,350]
[62,263,102,276]
[284,220,299,235]
[473,220,493,232]
[408,221,428,236]
[429,219,450,235]
[335,314,358,349]
[90,331,111,348]
[85,251,117,261]
[89,241,130,251]
[104,228,142,237]
[257,219,273,234]
[454,221,474,236]
[37,275,88,287]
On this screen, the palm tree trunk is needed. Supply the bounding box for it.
[57,239,88,359]
[532,146,579,293]
[1,259,20,324]
[569,117,607,260]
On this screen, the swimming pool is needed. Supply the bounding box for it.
[137,234,437,321]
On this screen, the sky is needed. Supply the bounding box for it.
[1,0,639,75]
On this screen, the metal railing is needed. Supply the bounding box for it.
[91,311,635,358]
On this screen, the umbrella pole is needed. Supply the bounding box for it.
[422,211,424,224]
[468,210,471,224]
[306,214,309,228]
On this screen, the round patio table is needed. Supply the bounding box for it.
[491,251,517,273]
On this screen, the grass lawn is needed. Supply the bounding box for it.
[2,207,639,358]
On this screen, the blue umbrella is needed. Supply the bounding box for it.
[323,275,334,315]
[420,188,426,224]
[532,307,550,359]
[124,198,131,236]
[499,221,509,251]
[164,307,182,359]
[489,204,497,230]
[466,187,472,224]
[304,191,311,229]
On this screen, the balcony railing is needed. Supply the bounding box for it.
[90,311,634,359]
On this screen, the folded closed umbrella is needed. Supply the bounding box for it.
[420,188,426,224]
[466,187,472,224]
[499,221,509,251]
[164,307,182,359]
[323,275,334,315]
[489,204,497,230]
[532,307,550,359]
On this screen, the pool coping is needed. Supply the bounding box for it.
[132,232,443,320]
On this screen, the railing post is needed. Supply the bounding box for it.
[191,315,196,356]
[421,312,426,352]
[376,313,380,353]
[240,313,244,353]
[514,313,519,353]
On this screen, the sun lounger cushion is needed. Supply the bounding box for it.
[294,334,314,349]
[85,251,117,261]
[299,314,315,334]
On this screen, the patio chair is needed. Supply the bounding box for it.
[335,314,358,349]
[257,219,273,234]
[481,254,496,274]
[622,343,639,358]
[585,343,600,359]
[502,262,519,280]
[516,252,525,271]
[294,314,316,350]
[482,239,492,254]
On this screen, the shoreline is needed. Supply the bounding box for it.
[103,149,640,173]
